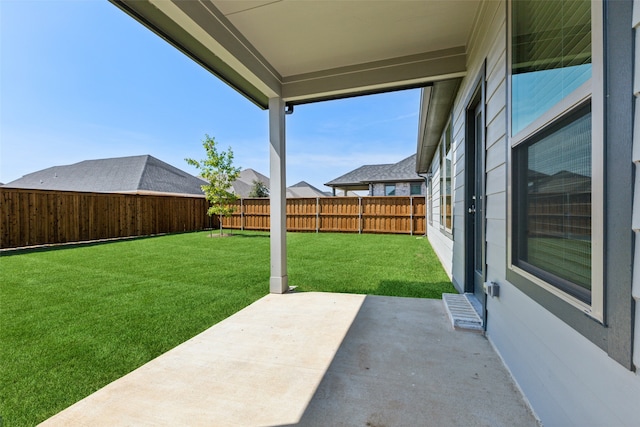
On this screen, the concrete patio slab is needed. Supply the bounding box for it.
[41,292,539,426]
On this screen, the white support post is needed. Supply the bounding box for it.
[269,97,288,294]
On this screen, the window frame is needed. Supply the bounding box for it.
[427,172,433,225]
[440,121,453,235]
[384,184,396,196]
[410,182,422,196]
[506,0,604,322]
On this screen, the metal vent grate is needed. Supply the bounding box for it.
[442,293,483,331]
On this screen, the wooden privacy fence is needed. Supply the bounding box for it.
[0,188,214,249]
[222,196,426,235]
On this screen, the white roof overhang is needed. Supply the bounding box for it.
[415,78,462,174]
[109,0,479,109]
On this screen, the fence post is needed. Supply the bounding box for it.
[410,196,414,236]
[240,198,244,231]
[316,197,319,233]
[425,194,428,236]
[358,197,362,234]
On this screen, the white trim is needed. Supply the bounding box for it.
[282,48,466,103]
[440,120,453,235]
[510,265,595,317]
[510,80,592,148]
[149,0,282,98]
[269,97,288,294]
[589,0,605,322]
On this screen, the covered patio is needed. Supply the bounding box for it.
[108,0,471,294]
[42,292,537,426]
[38,1,535,425]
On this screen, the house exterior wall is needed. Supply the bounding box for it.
[632,0,640,373]
[426,156,454,280]
[429,1,640,425]
[371,182,425,196]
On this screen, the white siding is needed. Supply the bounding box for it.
[451,110,466,286]
[426,150,454,281]
[488,283,640,426]
[438,0,507,291]
[435,0,640,425]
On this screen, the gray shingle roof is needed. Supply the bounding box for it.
[232,168,270,197]
[231,169,328,198]
[3,155,205,196]
[324,164,392,186]
[325,154,421,187]
[286,181,329,198]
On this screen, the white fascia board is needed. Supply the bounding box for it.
[282,47,466,104]
[416,86,433,173]
[415,78,462,174]
[151,0,281,99]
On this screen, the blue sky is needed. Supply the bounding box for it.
[0,1,421,192]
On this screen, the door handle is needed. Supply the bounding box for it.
[468,205,476,214]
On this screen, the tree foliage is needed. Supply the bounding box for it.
[248,180,270,198]
[185,134,241,235]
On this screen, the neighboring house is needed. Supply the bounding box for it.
[2,155,205,197]
[286,181,330,198]
[325,154,425,196]
[112,2,640,425]
[232,168,270,198]
[232,168,328,198]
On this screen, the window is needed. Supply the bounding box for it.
[509,0,603,319]
[511,0,592,135]
[440,123,452,233]
[410,182,422,195]
[427,175,433,225]
[385,184,396,196]
[513,104,592,302]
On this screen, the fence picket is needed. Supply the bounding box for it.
[222,196,425,235]
[1,189,427,249]
[0,188,212,249]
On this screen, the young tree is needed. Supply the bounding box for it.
[186,134,241,236]
[248,180,270,198]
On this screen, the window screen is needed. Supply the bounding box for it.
[512,0,591,135]
[513,104,592,302]
[441,125,452,232]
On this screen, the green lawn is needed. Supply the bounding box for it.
[0,230,452,426]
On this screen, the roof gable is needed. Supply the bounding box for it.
[286,181,329,198]
[4,155,205,196]
[325,164,392,187]
[325,154,421,187]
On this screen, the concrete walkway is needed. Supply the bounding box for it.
[41,292,539,426]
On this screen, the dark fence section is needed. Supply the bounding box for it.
[1,190,427,249]
[0,188,213,249]
[222,196,426,235]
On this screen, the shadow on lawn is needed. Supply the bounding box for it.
[0,233,186,257]
[218,232,269,238]
[0,230,271,256]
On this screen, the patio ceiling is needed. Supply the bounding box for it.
[109,0,480,108]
